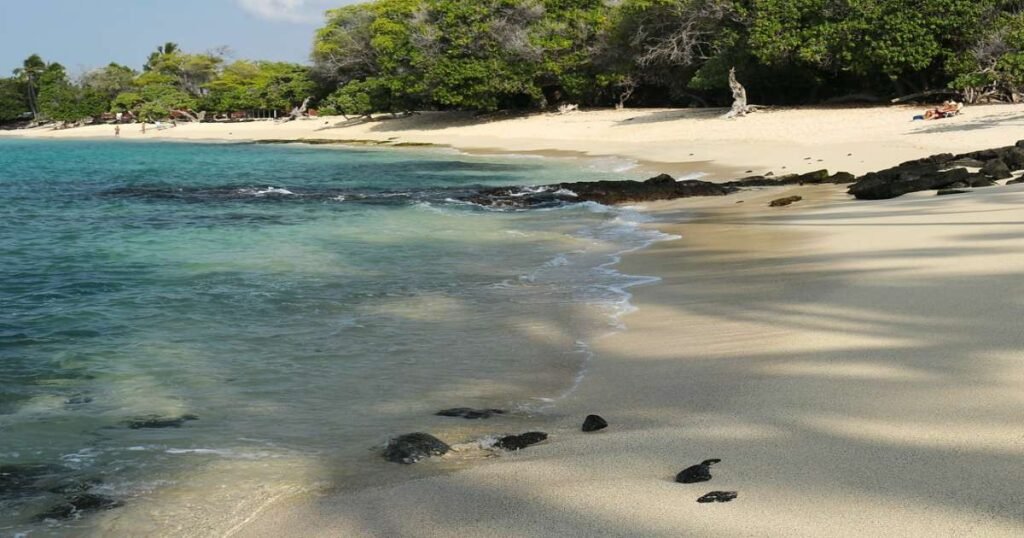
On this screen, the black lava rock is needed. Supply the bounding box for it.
[849,167,970,200]
[35,493,121,521]
[937,189,970,196]
[982,159,1013,180]
[675,459,721,484]
[383,433,450,464]
[697,491,738,503]
[126,414,199,429]
[495,432,548,451]
[436,408,505,419]
[581,415,608,432]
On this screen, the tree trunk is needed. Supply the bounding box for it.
[723,68,750,119]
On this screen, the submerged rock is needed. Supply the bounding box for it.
[696,491,738,503]
[495,432,548,451]
[126,414,199,429]
[769,196,802,207]
[581,415,608,432]
[0,464,66,497]
[383,433,450,464]
[675,459,722,484]
[436,408,505,420]
[466,174,730,208]
[937,189,970,196]
[34,493,121,521]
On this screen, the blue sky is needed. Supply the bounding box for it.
[0,0,359,76]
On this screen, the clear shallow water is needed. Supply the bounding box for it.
[0,139,668,534]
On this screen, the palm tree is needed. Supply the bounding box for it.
[144,42,180,72]
[12,54,46,120]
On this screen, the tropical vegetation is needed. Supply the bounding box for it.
[5,0,1024,125]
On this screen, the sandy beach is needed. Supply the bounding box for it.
[6,103,1024,179]
[8,106,1023,536]
[232,183,1024,537]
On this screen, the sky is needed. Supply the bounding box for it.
[0,0,359,77]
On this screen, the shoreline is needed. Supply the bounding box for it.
[233,181,1024,537]
[9,106,1024,535]
[8,104,1024,179]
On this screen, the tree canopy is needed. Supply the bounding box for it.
[6,0,1024,125]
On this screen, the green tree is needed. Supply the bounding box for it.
[0,77,29,123]
[12,54,46,119]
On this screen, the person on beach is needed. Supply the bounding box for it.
[916,100,963,120]
[141,122,146,134]
[114,125,120,137]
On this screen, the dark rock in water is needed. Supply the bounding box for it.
[64,394,93,405]
[937,189,970,196]
[675,459,721,484]
[495,432,548,451]
[982,159,1013,180]
[0,464,66,496]
[794,169,829,184]
[436,408,505,420]
[34,493,121,521]
[769,196,802,207]
[467,174,730,208]
[383,433,450,464]
[848,167,970,200]
[1007,176,1024,185]
[126,414,199,429]
[581,415,608,432]
[696,491,738,503]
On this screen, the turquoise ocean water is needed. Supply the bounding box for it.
[0,139,669,535]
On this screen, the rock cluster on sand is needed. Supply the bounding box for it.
[383,433,451,464]
[848,141,1024,199]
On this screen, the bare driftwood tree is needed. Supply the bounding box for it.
[723,68,750,118]
[633,0,738,68]
[280,97,312,123]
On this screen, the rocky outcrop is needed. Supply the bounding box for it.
[383,433,450,464]
[467,175,730,208]
[848,167,970,200]
[35,493,121,521]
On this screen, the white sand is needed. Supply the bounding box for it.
[16,106,1022,536]
[233,184,1024,537]
[6,104,1024,178]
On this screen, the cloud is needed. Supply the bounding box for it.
[236,0,341,23]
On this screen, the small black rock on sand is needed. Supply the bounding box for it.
[675,459,721,484]
[697,491,738,503]
[581,414,608,432]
